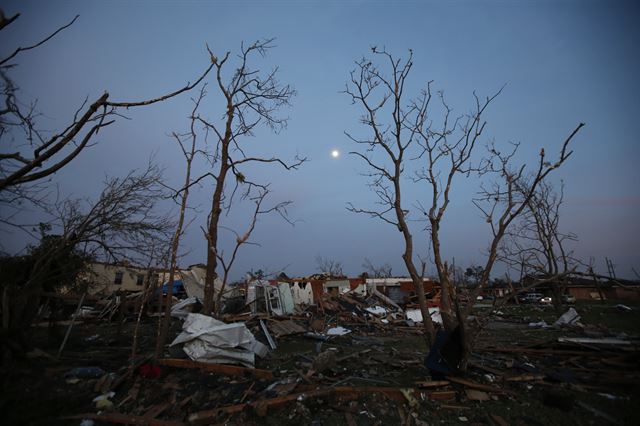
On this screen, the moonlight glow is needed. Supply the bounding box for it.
[331,149,340,158]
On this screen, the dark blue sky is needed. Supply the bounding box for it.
[2,0,639,279]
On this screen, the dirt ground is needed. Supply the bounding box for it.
[1,299,639,425]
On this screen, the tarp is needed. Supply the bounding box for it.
[161,280,184,294]
[170,313,268,367]
[170,296,200,319]
[181,270,206,300]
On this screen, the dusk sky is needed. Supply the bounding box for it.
[2,0,639,280]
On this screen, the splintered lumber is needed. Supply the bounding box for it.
[428,391,457,401]
[188,388,336,423]
[336,349,372,363]
[144,403,172,419]
[268,319,307,337]
[489,414,509,426]
[260,319,277,349]
[479,347,620,357]
[63,412,184,426]
[558,337,631,346]
[505,374,546,382]
[414,380,450,388]
[188,386,456,423]
[465,389,490,401]
[446,376,512,395]
[158,358,274,380]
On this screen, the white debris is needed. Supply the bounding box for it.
[366,306,387,315]
[92,392,115,402]
[554,307,581,327]
[528,320,550,328]
[326,326,351,336]
[170,313,268,367]
[558,337,631,346]
[170,297,200,319]
[405,307,442,324]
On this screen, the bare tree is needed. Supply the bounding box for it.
[0,11,213,229]
[362,257,393,278]
[468,133,582,305]
[444,128,584,369]
[155,88,205,358]
[412,84,502,332]
[498,180,579,313]
[345,47,436,344]
[315,256,344,277]
[347,47,584,359]
[214,188,293,312]
[195,39,305,315]
[4,162,173,332]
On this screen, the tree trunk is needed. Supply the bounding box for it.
[394,169,436,346]
[430,223,457,333]
[203,105,234,315]
[155,144,194,358]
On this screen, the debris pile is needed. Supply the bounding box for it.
[170,313,269,367]
[5,280,640,425]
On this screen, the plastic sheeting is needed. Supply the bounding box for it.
[405,307,442,324]
[170,313,268,368]
[170,297,200,319]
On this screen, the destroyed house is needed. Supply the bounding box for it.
[561,277,639,301]
[366,277,437,304]
[82,261,155,294]
[517,274,640,302]
[246,277,437,308]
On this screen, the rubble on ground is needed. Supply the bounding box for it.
[3,282,640,425]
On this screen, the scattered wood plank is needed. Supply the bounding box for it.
[188,386,456,424]
[489,413,509,426]
[158,358,274,380]
[188,388,336,423]
[144,402,171,419]
[268,319,307,337]
[480,347,618,357]
[465,389,490,401]
[505,374,545,382]
[446,376,512,395]
[468,361,503,376]
[428,391,457,401]
[336,349,372,363]
[414,380,450,388]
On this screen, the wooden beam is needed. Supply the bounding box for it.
[158,358,274,380]
[188,386,458,424]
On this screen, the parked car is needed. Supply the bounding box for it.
[562,294,576,304]
[518,293,544,304]
[539,296,552,304]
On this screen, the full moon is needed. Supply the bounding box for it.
[331,149,340,158]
